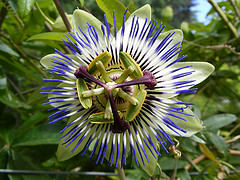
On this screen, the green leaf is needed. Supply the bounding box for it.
[79,0,84,7]
[190,135,206,144]
[0,149,8,169]
[0,77,7,90]
[205,132,228,154]
[158,157,188,170]
[0,87,29,109]
[199,144,219,165]
[7,150,52,180]
[15,112,47,138]
[0,149,8,180]
[8,0,18,13]
[203,114,238,131]
[17,0,36,17]
[27,32,67,41]
[0,55,41,81]
[177,169,191,180]
[96,0,130,30]
[12,124,62,147]
[0,41,19,57]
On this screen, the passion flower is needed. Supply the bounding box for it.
[40,5,214,168]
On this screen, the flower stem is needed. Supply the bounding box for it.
[53,0,72,32]
[35,2,54,25]
[117,162,126,180]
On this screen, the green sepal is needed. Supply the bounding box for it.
[40,53,85,69]
[125,89,147,122]
[72,9,105,45]
[119,52,143,79]
[47,83,76,108]
[162,99,203,137]
[152,62,215,99]
[96,0,130,30]
[154,29,183,64]
[139,147,158,177]
[76,78,92,109]
[120,4,151,34]
[129,125,159,176]
[88,51,112,75]
[52,15,72,32]
[89,112,114,124]
[56,111,100,161]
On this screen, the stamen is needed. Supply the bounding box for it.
[115,66,134,83]
[118,89,138,105]
[82,87,105,97]
[114,70,157,89]
[96,61,112,82]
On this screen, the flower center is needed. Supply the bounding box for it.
[74,51,157,133]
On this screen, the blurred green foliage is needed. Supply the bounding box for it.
[0,0,240,179]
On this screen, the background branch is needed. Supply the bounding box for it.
[184,40,240,55]
[208,0,239,38]
[53,0,72,32]
[0,0,8,28]
[228,0,240,18]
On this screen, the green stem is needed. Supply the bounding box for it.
[156,163,162,180]
[228,0,240,18]
[117,162,126,180]
[35,2,54,25]
[0,32,47,78]
[14,14,24,29]
[0,0,8,28]
[7,76,26,101]
[183,153,201,172]
[208,0,239,38]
